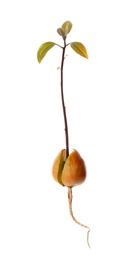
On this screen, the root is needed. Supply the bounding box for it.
[68,187,91,248]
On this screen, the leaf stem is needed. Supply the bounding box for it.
[60,40,69,158]
[55,43,63,49]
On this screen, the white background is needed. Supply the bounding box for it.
[0,0,131,259]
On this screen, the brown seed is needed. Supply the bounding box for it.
[52,149,86,187]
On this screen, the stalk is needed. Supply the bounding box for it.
[60,39,90,247]
[60,39,69,158]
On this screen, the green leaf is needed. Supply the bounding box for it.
[57,28,66,40]
[70,42,88,59]
[57,28,66,37]
[61,21,72,34]
[37,42,56,63]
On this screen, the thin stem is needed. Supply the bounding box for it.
[60,39,69,158]
[55,43,63,49]
[60,39,90,248]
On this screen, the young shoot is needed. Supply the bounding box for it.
[37,20,90,248]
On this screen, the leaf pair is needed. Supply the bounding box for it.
[57,21,72,39]
[37,41,88,63]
